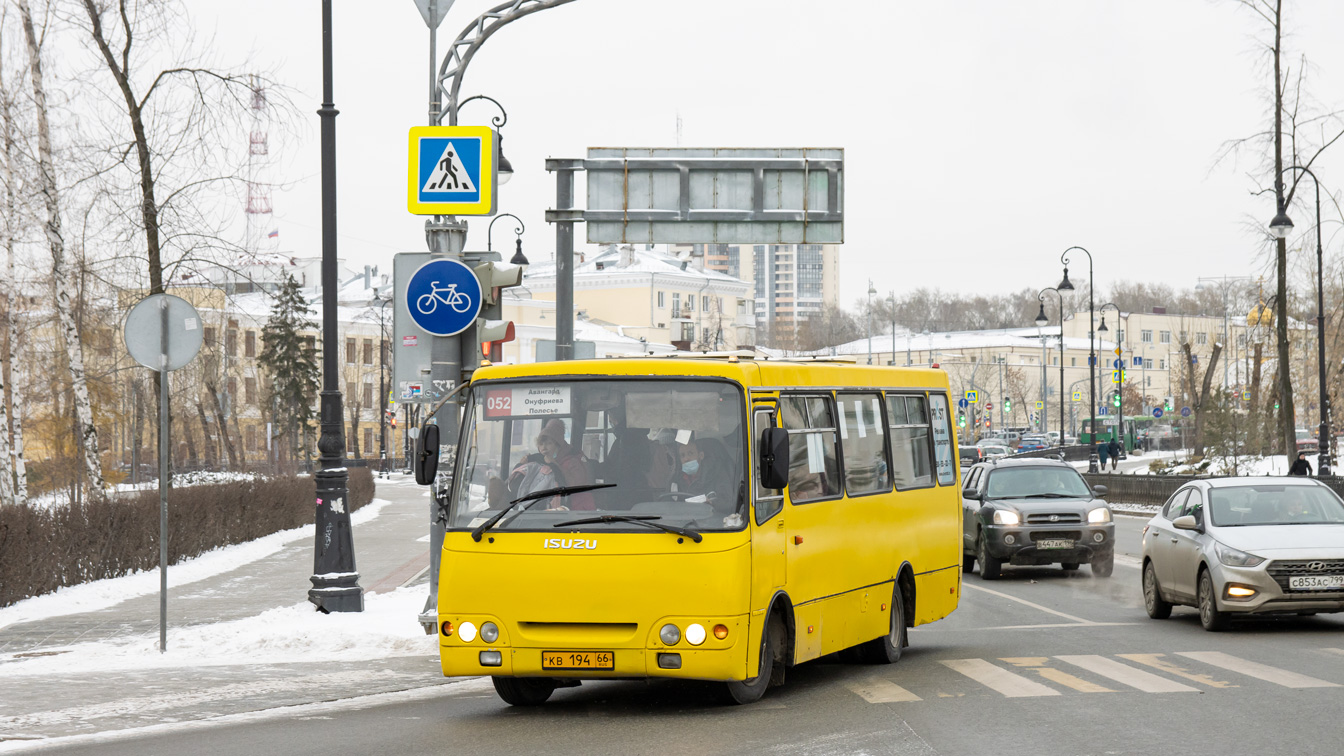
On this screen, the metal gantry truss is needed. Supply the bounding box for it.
[435,0,577,125]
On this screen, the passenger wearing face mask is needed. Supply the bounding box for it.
[674,437,735,509]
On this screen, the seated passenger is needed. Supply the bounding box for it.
[675,437,736,507]
[533,419,596,511]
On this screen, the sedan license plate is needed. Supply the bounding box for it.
[1289,574,1344,591]
[1037,539,1073,549]
[542,651,614,670]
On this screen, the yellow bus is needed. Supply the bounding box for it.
[419,355,962,705]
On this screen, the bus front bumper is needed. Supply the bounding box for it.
[438,614,750,682]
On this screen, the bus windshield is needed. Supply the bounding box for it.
[449,379,747,533]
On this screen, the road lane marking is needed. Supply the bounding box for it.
[1055,655,1198,693]
[1177,651,1342,688]
[844,675,922,703]
[1322,648,1344,659]
[1117,654,1237,688]
[918,622,1140,632]
[1001,658,1115,693]
[1114,553,1142,569]
[940,658,1061,697]
[961,583,1097,625]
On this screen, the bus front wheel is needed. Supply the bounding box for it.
[492,676,556,706]
[722,617,783,705]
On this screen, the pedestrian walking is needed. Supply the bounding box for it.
[1107,438,1121,471]
[1289,452,1313,476]
[1097,440,1109,470]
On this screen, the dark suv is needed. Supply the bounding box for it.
[961,458,1114,579]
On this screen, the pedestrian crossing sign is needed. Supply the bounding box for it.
[1072,390,1082,402]
[965,389,979,404]
[407,126,497,216]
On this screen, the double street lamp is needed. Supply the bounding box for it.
[1057,246,1098,472]
[1269,165,1331,475]
[1035,287,1065,446]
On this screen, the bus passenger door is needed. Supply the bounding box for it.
[751,407,787,609]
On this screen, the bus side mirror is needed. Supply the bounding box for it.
[760,427,789,490]
[414,424,441,486]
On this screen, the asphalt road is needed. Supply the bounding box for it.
[24,514,1344,756]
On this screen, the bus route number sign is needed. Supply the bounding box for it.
[484,386,572,418]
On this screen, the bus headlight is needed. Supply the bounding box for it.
[660,623,681,645]
[459,621,477,642]
[480,622,499,643]
[686,623,707,646]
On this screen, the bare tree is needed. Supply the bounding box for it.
[1224,0,1344,457]
[17,0,104,498]
[1179,341,1224,455]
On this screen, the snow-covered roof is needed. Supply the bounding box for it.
[525,246,747,286]
[808,328,1115,357]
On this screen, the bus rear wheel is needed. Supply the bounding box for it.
[722,617,783,705]
[860,585,906,663]
[492,676,557,706]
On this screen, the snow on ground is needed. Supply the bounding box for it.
[0,499,392,633]
[0,585,432,677]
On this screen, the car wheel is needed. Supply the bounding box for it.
[978,534,1002,580]
[860,585,906,664]
[962,553,976,574]
[492,677,557,706]
[1143,561,1172,619]
[1061,562,1080,572]
[1091,555,1114,578]
[722,616,782,704]
[1197,569,1231,632]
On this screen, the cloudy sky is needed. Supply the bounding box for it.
[200,0,1344,308]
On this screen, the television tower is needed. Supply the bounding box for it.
[244,75,273,257]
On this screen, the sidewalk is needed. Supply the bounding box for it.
[0,474,460,747]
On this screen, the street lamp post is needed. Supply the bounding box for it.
[1270,164,1331,475]
[1057,246,1097,472]
[1098,302,1125,460]
[866,280,876,365]
[376,296,393,479]
[309,0,363,613]
[1036,287,1065,446]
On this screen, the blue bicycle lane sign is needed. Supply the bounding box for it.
[405,258,483,337]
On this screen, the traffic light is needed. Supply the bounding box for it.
[477,318,516,363]
[472,261,525,306]
[472,260,524,364]
[1164,397,1173,411]
[1112,393,1121,408]
[957,412,966,428]
[1004,397,1012,412]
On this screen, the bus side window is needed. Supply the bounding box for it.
[780,395,842,503]
[754,408,784,524]
[887,394,934,490]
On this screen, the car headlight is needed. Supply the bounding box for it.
[1214,541,1265,568]
[993,510,1020,526]
[1087,507,1112,524]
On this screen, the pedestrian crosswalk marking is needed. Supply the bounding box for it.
[941,658,1061,697]
[1117,654,1237,689]
[1177,651,1341,689]
[1001,658,1114,693]
[1055,655,1198,693]
[844,676,922,703]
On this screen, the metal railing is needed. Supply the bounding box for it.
[1080,472,1344,506]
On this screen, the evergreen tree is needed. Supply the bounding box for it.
[259,274,319,467]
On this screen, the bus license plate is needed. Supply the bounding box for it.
[1038,539,1073,549]
[1289,574,1344,591]
[542,651,614,670]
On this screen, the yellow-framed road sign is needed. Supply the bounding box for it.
[407,126,498,215]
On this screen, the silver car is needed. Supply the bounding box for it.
[1141,477,1344,631]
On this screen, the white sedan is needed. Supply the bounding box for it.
[1140,477,1344,631]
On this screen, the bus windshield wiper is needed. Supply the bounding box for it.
[471,483,617,542]
[552,514,703,543]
